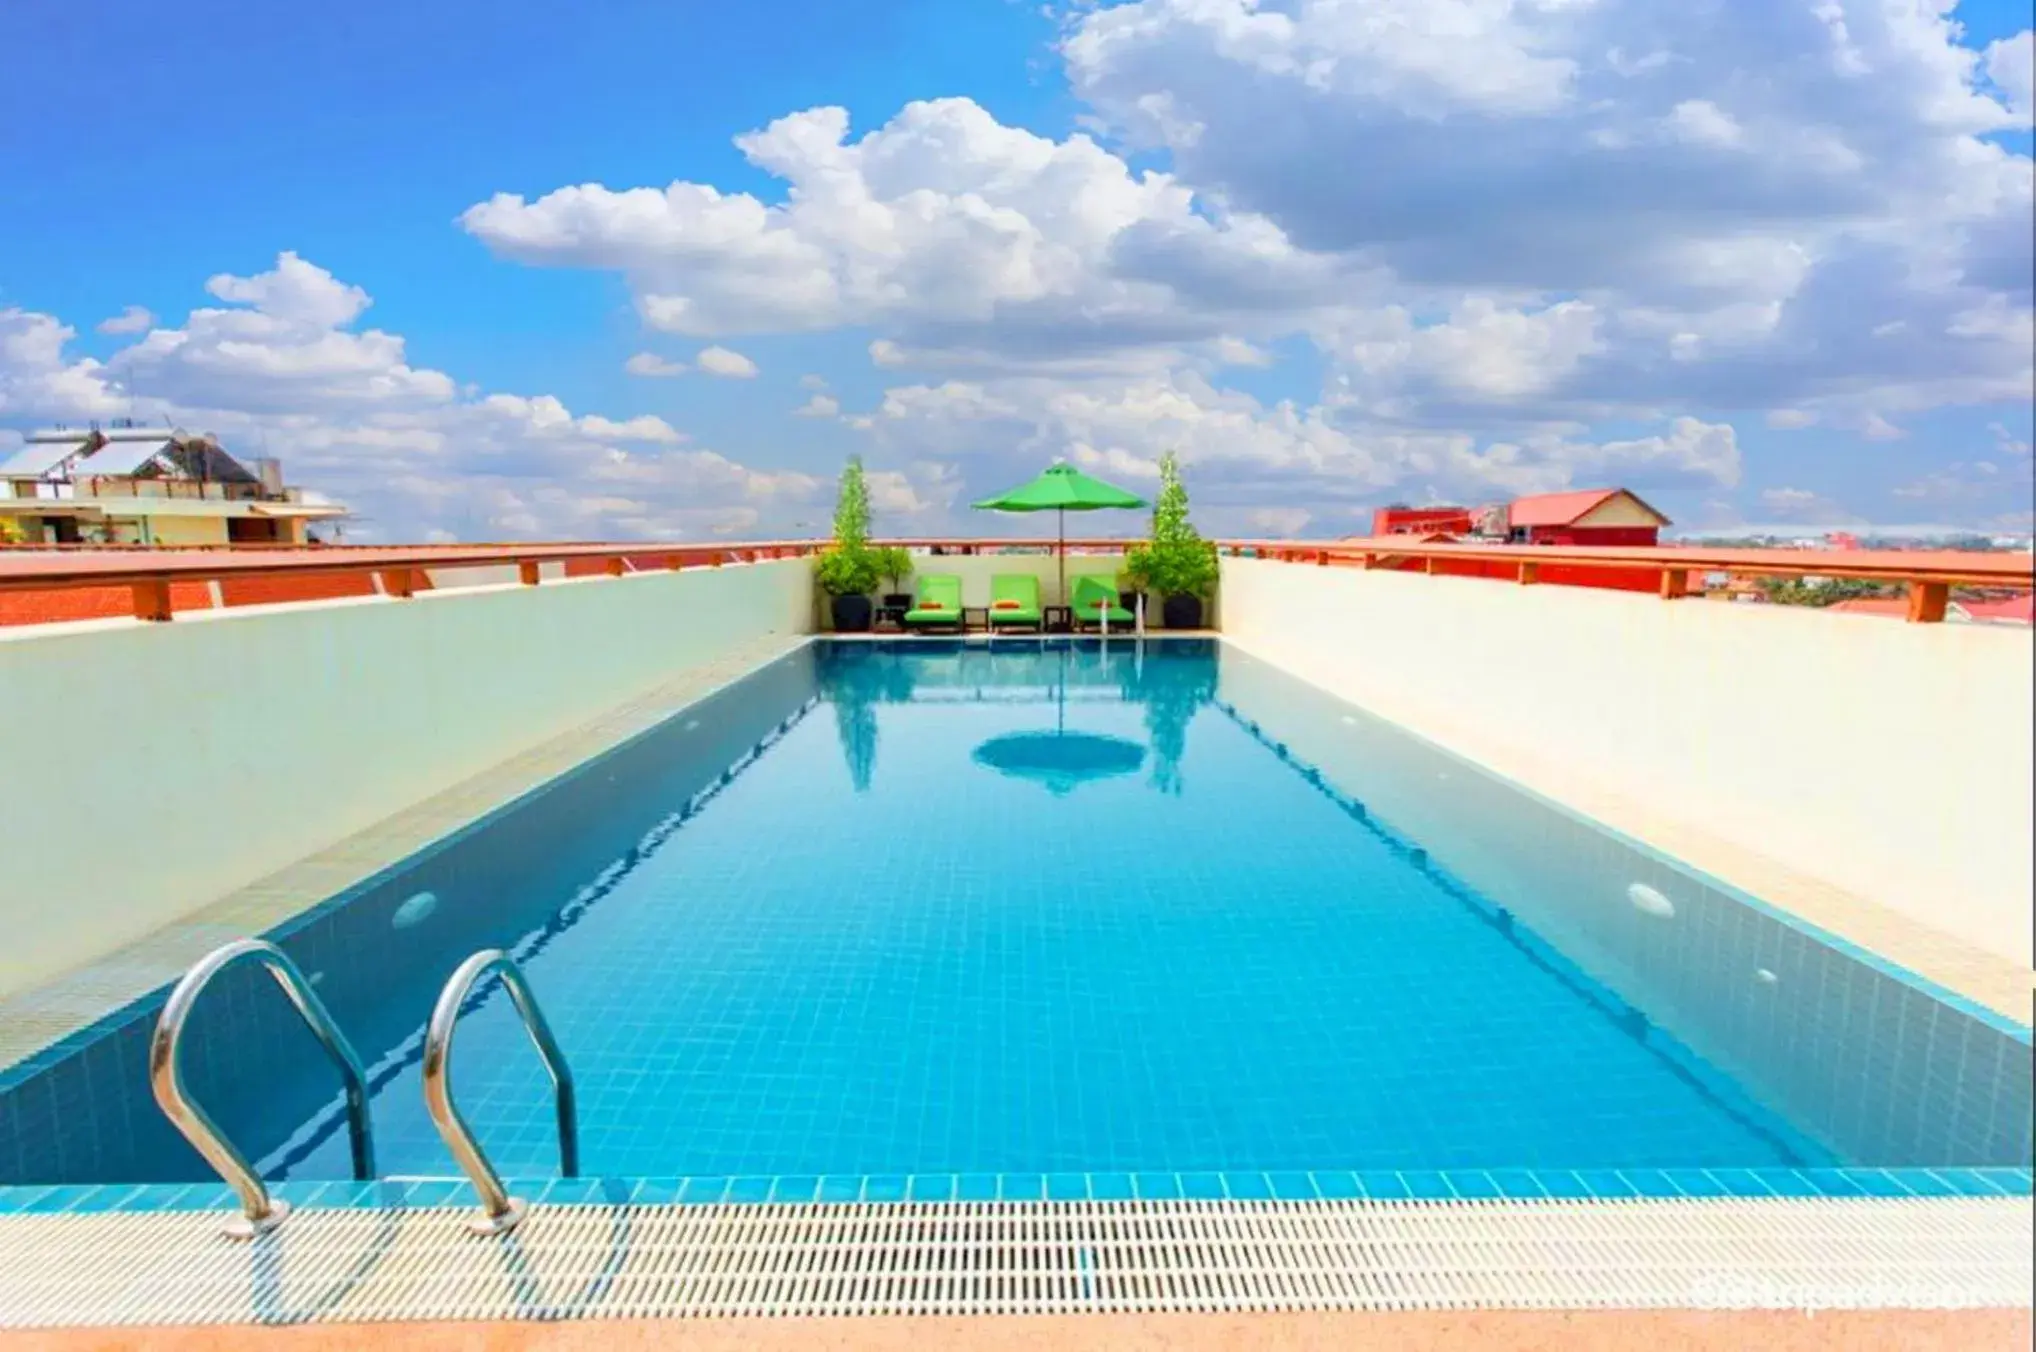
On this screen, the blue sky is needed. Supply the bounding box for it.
[2,0,2031,541]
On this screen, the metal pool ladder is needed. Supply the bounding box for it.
[422,949,578,1236]
[150,938,375,1239]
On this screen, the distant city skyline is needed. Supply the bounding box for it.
[2,0,2031,543]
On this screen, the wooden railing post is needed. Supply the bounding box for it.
[379,568,417,599]
[1906,579,1949,623]
[1517,561,1540,585]
[1659,568,1688,600]
[604,556,627,577]
[517,560,541,587]
[131,577,174,622]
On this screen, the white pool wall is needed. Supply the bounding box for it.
[1218,556,2034,968]
[0,559,812,998]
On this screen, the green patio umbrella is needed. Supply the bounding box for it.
[971,461,1146,598]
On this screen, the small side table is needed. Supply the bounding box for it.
[961,605,990,632]
[1043,605,1072,633]
[872,602,909,632]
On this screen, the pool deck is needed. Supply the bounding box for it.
[3,1309,2029,1351]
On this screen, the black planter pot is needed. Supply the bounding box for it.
[1161,593,1203,629]
[831,593,874,633]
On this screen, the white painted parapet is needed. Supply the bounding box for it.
[1218,556,2034,966]
[0,560,812,998]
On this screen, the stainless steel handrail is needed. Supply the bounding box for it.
[422,949,578,1236]
[149,938,375,1239]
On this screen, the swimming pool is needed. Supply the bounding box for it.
[1,638,2029,1203]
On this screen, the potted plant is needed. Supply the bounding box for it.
[816,456,881,631]
[1123,451,1219,629]
[876,545,914,610]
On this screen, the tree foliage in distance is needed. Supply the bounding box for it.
[1757,576,1896,607]
[1124,451,1219,598]
[815,455,881,595]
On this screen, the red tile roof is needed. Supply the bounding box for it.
[1505,488,1670,528]
[1959,594,2033,623]
[1826,597,1911,617]
[1813,594,2036,622]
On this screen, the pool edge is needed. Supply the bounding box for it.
[1,1193,2027,1326]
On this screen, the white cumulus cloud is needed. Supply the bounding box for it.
[96,305,155,335]
[461,98,1355,375]
[1984,30,2033,121]
[624,352,687,377]
[1064,0,2033,425]
[696,345,758,378]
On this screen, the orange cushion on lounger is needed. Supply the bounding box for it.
[992,599,1021,610]
[1090,597,1109,608]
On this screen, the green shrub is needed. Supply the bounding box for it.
[816,455,881,596]
[1123,451,1218,598]
[875,545,914,592]
[815,544,880,596]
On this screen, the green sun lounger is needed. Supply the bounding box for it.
[1070,574,1135,630]
[902,574,964,630]
[987,574,1042,630]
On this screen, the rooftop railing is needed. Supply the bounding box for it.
[1220,536,2034,623]
[77,478,273,502]
[0,536,2028,626]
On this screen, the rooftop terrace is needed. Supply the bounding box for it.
[0,537,2028,1336]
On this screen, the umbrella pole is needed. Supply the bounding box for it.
[1058,506,1066,603]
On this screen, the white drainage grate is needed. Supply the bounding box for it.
[0,1198,2028,1327]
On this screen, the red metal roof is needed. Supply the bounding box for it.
[1335,532,1460,546]
[1505,489,1617,527]
[1507,488,1668,528]
[1960,594,2034,623]
[1826,597,1911,617]
[1826,594,2034,623]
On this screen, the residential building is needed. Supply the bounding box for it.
[0,423,344,545]
[1370,504,1475,537]
[1366,489,1672,547]
[1497,488,1670,546]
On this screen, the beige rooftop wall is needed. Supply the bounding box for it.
[0,560,813,998]
[1218,556,2034,968]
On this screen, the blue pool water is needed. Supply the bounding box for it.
[2,639,2029,1195]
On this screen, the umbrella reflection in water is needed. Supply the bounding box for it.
[970,644,1145,795]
